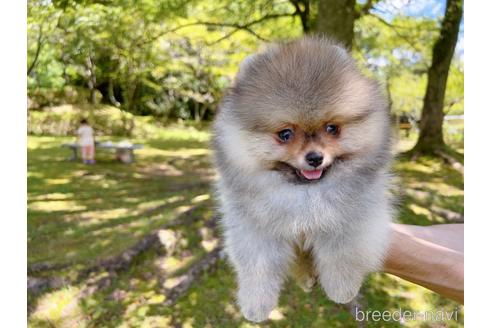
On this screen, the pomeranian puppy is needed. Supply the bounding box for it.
[212,37,393,322]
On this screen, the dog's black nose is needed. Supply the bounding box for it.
[305,151,324,168]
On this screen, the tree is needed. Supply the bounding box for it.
[411,0,463,155]
[316,0,355,48]
[315,0,375,49]
[27,0,463,130]
[289,0,313,33]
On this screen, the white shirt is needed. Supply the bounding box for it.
[77,125,94,146]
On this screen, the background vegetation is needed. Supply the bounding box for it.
[27,0,464,327]
[28,0,463,121]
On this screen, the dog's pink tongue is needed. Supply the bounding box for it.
[300,169,323,180]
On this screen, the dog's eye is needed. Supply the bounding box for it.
[278,129,294,142]
[325,124,340,136]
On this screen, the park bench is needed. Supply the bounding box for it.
[62,141,143,163]
[398,115,414,137]
[399,122,412,130]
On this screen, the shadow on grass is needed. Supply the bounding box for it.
[28,136,214,268]
[28,135,464,327]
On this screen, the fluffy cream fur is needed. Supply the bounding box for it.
[212,37,394,323]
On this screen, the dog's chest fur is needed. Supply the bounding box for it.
[221,170,373,237]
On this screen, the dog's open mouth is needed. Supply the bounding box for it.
[273,162,329,184]
[297,169,324,180]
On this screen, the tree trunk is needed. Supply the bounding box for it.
[199,104,208,121]
[316,0,356,49]
[290,0,311,33]
[27,24,44,77]
[61,52,70,83]
[193,102,201,122]
[108,79,121,107]
[123,75,137,113]
[412,0,463,155]
[85,55,98,104]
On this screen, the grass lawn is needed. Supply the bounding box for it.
[28,126,464,328]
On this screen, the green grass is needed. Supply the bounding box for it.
[28,132,212,268]
[28,125,463,328]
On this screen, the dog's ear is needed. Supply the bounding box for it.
[236,42,281,82]
[236,54,256,81]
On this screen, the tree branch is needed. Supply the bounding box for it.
[355,0,376,19]
[369,13,424,56]
[289,0,310,32]
[163,247,222,305]
[206,26,269,45]
[443,96,463,114]
[27,24,44,76]
[370,7,439,30]
[139,12,296,46]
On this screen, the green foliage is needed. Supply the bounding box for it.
[28,104,136,136]
[28,0,463,121]
[28,1,65,94]
[444,61,464,115]
[355,13,463,117]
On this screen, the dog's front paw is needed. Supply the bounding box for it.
[298,275,316,292]
[237,290,276,322]
[320,272,363,304]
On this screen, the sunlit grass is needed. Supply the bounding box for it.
[28,126,463,327]
[30,200,87,212]
[28,130,213,266]
[30,286,87,328]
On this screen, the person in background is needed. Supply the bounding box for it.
[77,119,95,164]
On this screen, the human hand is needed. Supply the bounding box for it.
[383,223,464,304]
